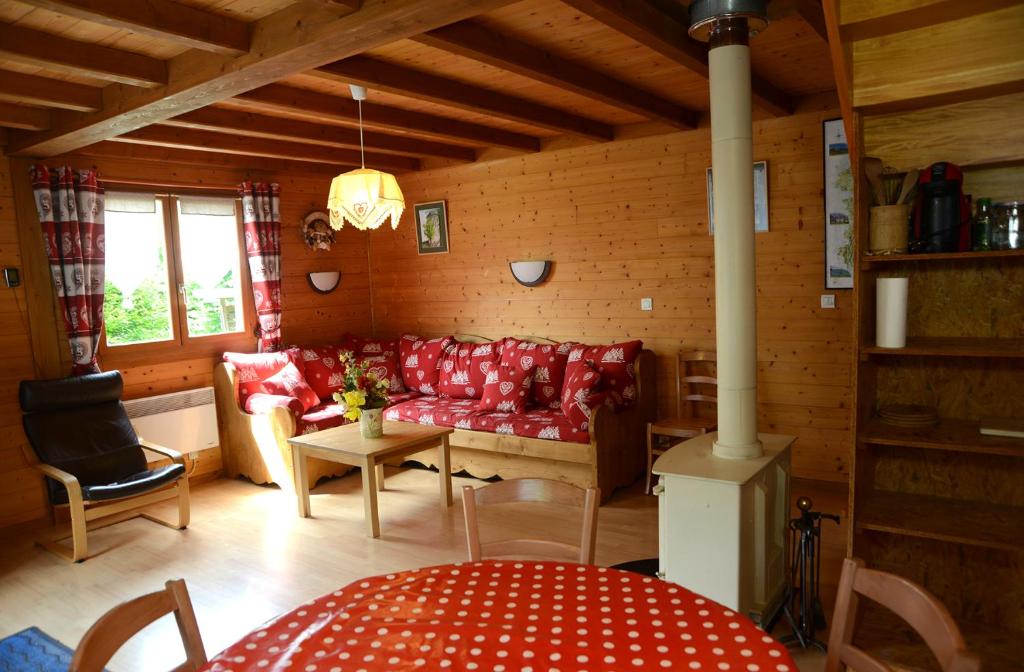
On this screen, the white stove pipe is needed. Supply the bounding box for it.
[691,1,766,460]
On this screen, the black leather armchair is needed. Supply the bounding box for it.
[20,371,190,562]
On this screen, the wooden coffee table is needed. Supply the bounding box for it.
[287,421,454,538]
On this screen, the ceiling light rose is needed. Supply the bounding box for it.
[327,85,405,231]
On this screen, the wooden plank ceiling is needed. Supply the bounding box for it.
[0,0,835,174]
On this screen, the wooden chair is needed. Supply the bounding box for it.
[20,371,190,562]
[71,579,207,672]
[826,558,981,672]
[646,350,717,493]
[462,478,600,564]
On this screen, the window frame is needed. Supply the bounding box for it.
[99,188,257,366]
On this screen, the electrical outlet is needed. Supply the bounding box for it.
[189,451,200,462]
[820,294,836,309]
[640,297,654,311]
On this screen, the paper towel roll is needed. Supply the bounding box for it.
[876,277,908,348]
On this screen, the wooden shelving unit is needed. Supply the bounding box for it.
[828,1,1024,667]
[860,417,1024,458]
[861,337,1024,358]
[857,490,1024,552]
[861,248,1024,268]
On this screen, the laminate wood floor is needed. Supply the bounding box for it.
[0,467,826,671]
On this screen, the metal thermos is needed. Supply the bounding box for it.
[913,162,967,253]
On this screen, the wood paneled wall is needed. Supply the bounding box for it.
[0,156,372,529]
[368,104,853,483]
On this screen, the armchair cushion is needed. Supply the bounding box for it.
[70,463,186,504]
[223,348,303,406]
[262,362,319,412]
[244,393,303,418]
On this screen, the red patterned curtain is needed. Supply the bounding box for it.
[239,181,282,352]
[31,165,105,375]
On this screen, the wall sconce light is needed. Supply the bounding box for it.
[509,260,552,287]
[307,271,341,294]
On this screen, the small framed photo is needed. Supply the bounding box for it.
[707,160,769,234]
[414,201,449,255]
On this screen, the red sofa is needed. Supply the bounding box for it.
[214,334,655,502]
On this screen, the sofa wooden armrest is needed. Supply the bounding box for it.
[213,362,351,491]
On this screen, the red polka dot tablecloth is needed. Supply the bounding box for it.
[203,560,795,672]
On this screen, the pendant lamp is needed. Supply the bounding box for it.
[327,85,406,231]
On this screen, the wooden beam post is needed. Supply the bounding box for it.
[0,103,51,131]
[0,72,103,112]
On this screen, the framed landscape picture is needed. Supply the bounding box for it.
[707,160,769,234]
[414,201,449,255]
[823,119,854,288]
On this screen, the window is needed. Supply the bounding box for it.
[103,192,252,354]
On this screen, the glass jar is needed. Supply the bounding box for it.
[992,201,1021,250]
[972,198,993,251]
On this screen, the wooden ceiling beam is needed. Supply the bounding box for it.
[7,0,518,157]
[0,103,51,131]
[0,72,103,112]
[561,0,794,116]
[74,141,344,176]
[768,0,828,42]
[318,56,615,140]
[838,0,1020,42]
[114,125,420,172]
[413,20,698,129]
[234,84,540,152]
[0,23,166,88]
[169,106,476,161]
[14,0,250,55]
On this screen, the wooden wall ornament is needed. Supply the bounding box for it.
[307,271,341,294]
[509,260,551,287]
[302,210,335,251]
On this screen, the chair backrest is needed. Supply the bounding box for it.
[674,350,717,418]
[462,478,599,564]
[19,371,146,501]
[71,579,207,672]
[826,558,981,672]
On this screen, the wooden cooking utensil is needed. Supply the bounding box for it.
[864,157,887,206]
[897,169,920,205]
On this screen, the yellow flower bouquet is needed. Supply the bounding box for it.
[332,350,390,421]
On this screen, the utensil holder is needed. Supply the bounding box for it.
[869,204,911,254]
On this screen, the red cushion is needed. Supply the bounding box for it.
[508,408,591,444]
[244,393,303,419]
[479,361,536,413]
[399,334,454,395]
[359,353,405,394]
[262,362,319,412]
[223,347,302,406]
[501,339,572,409]
[387,390,422,405]
[341,335,400,359]
[439,341,501,400]
[299,346,346,400]
[563,340,643,408]
[297,403,350,435]
[384,396,483,428]
[561,361,603,427]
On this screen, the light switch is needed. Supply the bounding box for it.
[640,297,653,311]
[820,294,836,309]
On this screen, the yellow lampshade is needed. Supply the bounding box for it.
[327,168,405,231]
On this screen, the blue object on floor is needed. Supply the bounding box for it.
[0,627,77,671]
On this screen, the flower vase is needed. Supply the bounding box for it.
[359,407,384,439]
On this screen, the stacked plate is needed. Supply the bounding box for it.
[878,404,939,427]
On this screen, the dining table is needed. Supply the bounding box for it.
[202,560,796,671]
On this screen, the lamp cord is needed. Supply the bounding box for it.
[358,99,365,169]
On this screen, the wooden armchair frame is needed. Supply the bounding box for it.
[31,439,190,563]
[826,557,981,672]
[462,478,599,564]
[71,578,207,672]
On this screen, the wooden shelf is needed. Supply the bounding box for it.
[855,605,1024,672]
[862,337,1024,358]
[861,248,1024,268]
[857,490,1024,552]
[860,417,1024,457]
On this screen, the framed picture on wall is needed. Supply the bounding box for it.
[414,201,449,255]
[823,119,854,288]
[707,160,769,234]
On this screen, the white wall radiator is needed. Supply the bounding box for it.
[123,387,219,454]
